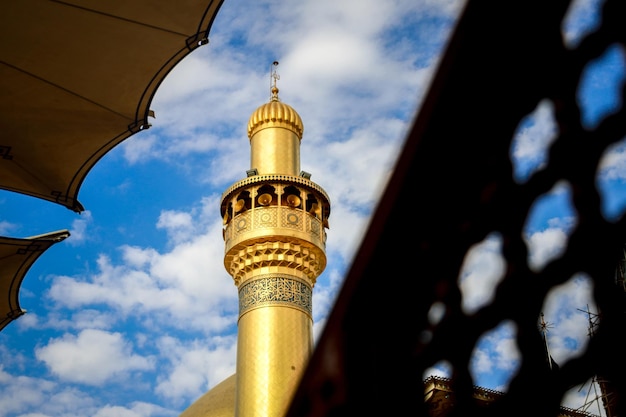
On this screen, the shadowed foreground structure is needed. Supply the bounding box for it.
[0,0,224,212]
[286,1,626,417]
[0,231,69,332]
[1,0,625,416]
[0,0,225,332]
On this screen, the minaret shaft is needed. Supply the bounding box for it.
[221,74,330,417]
[235,305,313,417]
[224,230,325,417]
[250,128,300,175]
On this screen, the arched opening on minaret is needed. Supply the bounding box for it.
[223,201,233,226]
[234,190,252,214]
[256,184,277,207]
[305,193,321,219]
[282,185,302,209]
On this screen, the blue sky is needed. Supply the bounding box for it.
[0,0,624,416]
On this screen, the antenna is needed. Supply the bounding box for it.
[539,312,557,370]
[539,312,552,335]
[270,61,280,101]
[577,305,601,338]
[575,306,614,417]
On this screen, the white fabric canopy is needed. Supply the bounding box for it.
[0,0,224,212]
[0,0,224,332]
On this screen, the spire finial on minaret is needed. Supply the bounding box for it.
[270,61,280,101]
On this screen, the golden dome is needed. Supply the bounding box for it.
[179,374,236,417]
[247,87,303,140]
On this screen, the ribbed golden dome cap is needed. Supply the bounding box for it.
[247,87,303,140]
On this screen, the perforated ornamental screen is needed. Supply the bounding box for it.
[286,1,626,416]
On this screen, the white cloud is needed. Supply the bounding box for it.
[35,329,154,385]
[542,274,596,365]
[155,335,237,403]
[46,207,238,334]
[312,266,345,323]
[599,139,626,181]
[67,210,93,246]
[0,220,16,235]
[459,234,506,314]
[157,210,194,245]
[16,312,40,330]
[0,367,57,416]
[526,226,569,271]
[122,133,159,165]
[562,379,606,413]
[13,414,50,417]
[93,402,174,417]
[510,99,557,180]
[471,321,520,390]
[312,118,407,207]
[39,309,117,332]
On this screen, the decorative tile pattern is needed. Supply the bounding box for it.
[239,274,312,316]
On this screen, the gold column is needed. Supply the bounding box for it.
[249,119,301,176]
[223,203,327,417]
[235,272,314,417]
[221,70,330,417]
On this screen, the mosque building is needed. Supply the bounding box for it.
[179,62,331,417]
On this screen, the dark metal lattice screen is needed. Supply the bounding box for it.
[286,0,626,416]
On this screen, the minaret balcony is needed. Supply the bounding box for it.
[223,205,326,254]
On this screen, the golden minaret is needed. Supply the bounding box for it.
[216,62,330,417]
